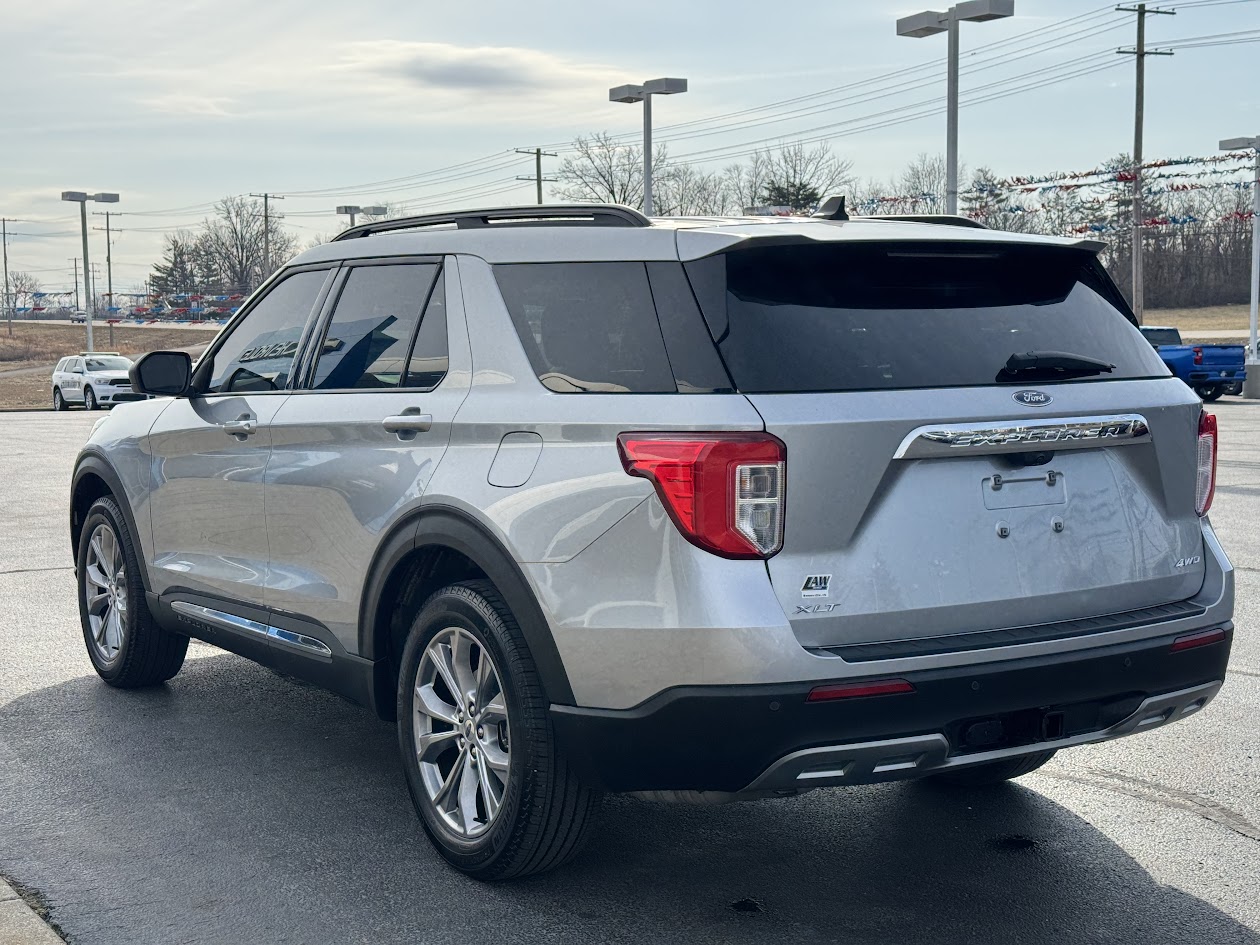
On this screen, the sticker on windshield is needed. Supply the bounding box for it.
[801,574,831,598]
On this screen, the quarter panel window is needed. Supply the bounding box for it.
[403,269,448,390]
[204,270,327,395]
[311,264,439,390]
[494,262,676,393]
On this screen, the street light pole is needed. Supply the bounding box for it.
[2,218,10,338]
[610,78,688,216]
[897,0,1015,215]
[1221,136,1260,398]
[62,191,119,352]
[336,205,388,229]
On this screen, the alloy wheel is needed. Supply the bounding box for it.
[412,626,511,838]
[83,522,127,662]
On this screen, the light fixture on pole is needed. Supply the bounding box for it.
[61,191,119,352]
[1221,135,1260,398]
[336,205,388,228]
[896,0,1014,215]
[609,77,688,216]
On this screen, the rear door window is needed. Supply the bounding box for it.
[494,262,676,393]
[310,263,439,390]
[685,242,1169,393]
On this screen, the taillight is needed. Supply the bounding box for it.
[1193,346,1203,365]
[1196,411,1217,516]
[617,432,786,558]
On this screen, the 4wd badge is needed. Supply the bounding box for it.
[801,574,832,598]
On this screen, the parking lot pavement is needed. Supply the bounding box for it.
[0,405,1257,945]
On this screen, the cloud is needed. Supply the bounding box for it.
[138,93,234,116]
[337,41,617,96]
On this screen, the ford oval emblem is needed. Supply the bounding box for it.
[1013,389,1053,407]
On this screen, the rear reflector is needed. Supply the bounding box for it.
[1170,628,1226,652]
[1196,411,1217,516]
[807,679,916,702]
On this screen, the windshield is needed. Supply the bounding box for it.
[684,241,1169,393]
[84,356,131,372]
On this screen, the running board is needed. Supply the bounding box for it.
[170,601,332,658]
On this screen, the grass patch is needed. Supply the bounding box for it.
[0,322,218,364]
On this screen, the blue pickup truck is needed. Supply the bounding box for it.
[1140,326,1246,401]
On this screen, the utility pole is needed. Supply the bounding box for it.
[1117,3,1174,324]
[70,258,80,312]
[515,148,558,205]
[249,193,284,285]
[92,211,115,316]
[2,218,10,337]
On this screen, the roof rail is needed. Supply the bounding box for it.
[332,204,651,241]
[862,214,988,229]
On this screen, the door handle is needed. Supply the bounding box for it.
[382,411,433,434]
[221,416,257,437]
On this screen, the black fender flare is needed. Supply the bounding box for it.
[71,450,153,594]
[358,504,576,707]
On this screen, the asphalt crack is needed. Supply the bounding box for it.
[1041,767,1260,842]
[0,566,73,576]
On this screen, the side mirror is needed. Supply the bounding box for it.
[130,350,192,397]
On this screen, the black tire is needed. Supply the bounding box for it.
[84,386,98,410]
[52,388,66,412]
[927,749,1056,787]
[1194,385,1224,402]
[396,580,600,880]
[76,496,188,687]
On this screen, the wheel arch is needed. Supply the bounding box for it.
[71,452,152,593]
[359,505,575,721]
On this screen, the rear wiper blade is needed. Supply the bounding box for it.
[1000,350,1116,380]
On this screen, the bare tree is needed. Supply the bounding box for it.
[655,164,732,216]
[555,132,670,209]
[721,143,853,212]
[149,232,204,296]
[197,195,297,294]
[7,270,41,302]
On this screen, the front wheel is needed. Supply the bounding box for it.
[1194,385,1224,402]
[84,387,98,410]
[397,581,600,880]
[926,749,1056,787]
[53,388,66,412]
[77,496,188,686]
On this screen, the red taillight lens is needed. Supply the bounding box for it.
[1193,346,1203,365]
[617,432,786,558]
[1170,628,1226,652]
[1196,411,1217,516]
[807,679,916,702]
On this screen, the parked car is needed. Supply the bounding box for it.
[70,203,1234,880]
[1140,326,1246,401]
[52,353,141,411]
[69,310,87,324]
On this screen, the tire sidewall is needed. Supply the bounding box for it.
[85,387,96,410]
[396,589,531,873]
[53,388,63,411]
[77,498,144,681]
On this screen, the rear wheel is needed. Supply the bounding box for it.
[53,388,65,411]
[84,386,98,410]
[927,749,1056,787]
[397,581,600,880]
[1194,385,1224,402]
[77,496,188,687]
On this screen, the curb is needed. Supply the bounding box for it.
[0,878,66,944]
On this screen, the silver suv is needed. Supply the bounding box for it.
[70,203,1234,880]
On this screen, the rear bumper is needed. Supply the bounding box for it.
[551,627,1231,793]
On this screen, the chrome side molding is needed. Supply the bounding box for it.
[894,413,1151,459]
[171,601,333,658]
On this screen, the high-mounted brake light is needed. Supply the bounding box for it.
[807,679,916,702]
[1193,346,1204,366]
[617,432,785,558]
[1196,411,1217,516]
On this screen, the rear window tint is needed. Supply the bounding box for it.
[494,263,676,393]
[1141,328,1182,346]
[685,242,1169,393]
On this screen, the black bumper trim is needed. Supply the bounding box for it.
[813,599,1205,662]
[551,627,1232,793]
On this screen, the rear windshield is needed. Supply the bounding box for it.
[685,242,1169,393]
[1141,328,1182,346]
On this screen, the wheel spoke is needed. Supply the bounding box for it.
[481,741,509,776]
[480,693,507,725]
[104,606,123,653]
[433,748,466,809]
[416,728,459,763]
[431,642,462,706]
[89,534,106,570]
[101,527,117,575]
[475,655,500,712]
[87,591,110,617]
[93,604,111,643]
[457,753,480,833]
[84,561,109,591]
[415,681,459,725]
[476,754,502,821]
[450,632,477,705]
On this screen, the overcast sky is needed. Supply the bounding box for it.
[2,0,1254,296]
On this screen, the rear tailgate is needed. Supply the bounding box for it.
[1192,344,1245,380]
[684,236,1208,650]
